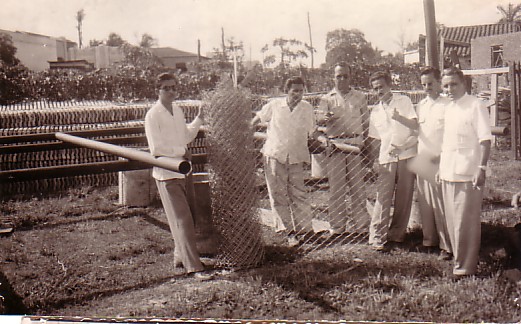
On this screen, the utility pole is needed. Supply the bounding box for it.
[307,12,314,69]
[197,39,201,62]
[221,27,227,61]
[423,0,439,68]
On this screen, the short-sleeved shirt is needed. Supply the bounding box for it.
[257,97,315,164]
[417,95,449,156]
[439,94,493,182]
[145,100,202,180]
[318,88,368,137]
[368,93,418,164]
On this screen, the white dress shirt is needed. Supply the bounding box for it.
[368,93,418,164]
[257,97,315,164]
[417,95,449,156]
[145,100,203,180]
[439,94,493,182]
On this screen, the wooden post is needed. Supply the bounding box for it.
[423,0,439,69]
[490,73,499,145]
[510,62,520,160]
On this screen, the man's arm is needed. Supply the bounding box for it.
[366,137,380,167]
[473,139,491,188]
[392,108,419,130]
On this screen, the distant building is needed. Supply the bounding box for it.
[418,23,520,69]
[69,45,124,69]
[149,47,209,71]
[0,28,76,71]
[470,31,521,90]
[471,31,521,69]
[403,49,420,65]
[48,59,94,71]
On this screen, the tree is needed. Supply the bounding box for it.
[497,3,521,23]
[211,37,245,71]
[106,33,126,47]
[262,37,308,69]
[0,33,20,66]
[325,28,377,67]
[76,9,85,49]
[119,43,163,70]
[139,33,157,48]
[89,39,104,47]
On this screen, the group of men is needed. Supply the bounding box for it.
[145,64,492,281]
[253,64,492,279]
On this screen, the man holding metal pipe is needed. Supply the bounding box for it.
[145,72,213,280]
[437,67,492,279]
[316,62,370,238]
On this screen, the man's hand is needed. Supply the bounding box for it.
[391,108,401,121]
[197,103,205,121]
[389,143,403,158]
[472,168,486,190]
[512,191,521,208]
[183,150,192,161]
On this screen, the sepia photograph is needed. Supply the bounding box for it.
[1,0,521,323]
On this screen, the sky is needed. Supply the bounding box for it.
[1,0,517,66]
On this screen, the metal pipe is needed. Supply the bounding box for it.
[55,132,191,174]
[491,126,510,136]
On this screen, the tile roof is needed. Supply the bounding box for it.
[438,23,521,57]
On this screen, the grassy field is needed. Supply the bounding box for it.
[1,147,521,322]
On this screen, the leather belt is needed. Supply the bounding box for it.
[328,134,362,139]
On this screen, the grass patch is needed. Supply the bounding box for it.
[1,148,521,321]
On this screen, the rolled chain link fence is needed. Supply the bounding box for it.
[203,80,265,268]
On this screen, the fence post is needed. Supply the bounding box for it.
[511,62,520,160]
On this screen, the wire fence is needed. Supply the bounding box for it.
[1,92,427,261]
[252,92,381,254]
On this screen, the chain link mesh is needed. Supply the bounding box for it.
[204,80,265,268]
[253,92,380,253]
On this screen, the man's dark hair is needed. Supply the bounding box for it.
[420,66,441,80]
[442,66,465,82]
[284,76,305,92]
[335,61,352,74]
[156,72,177,88]
[369,71,392,86]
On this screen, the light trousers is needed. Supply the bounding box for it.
[369,158,415,247]
[264,156,313,233]
[417,176,451,252]
[326,152,369,233]
[156,178,204,273]
[442,181,482,275]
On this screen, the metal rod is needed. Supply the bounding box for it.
[55,132,191,174]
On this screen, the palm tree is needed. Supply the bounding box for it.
[497,3,521,24]
[76,9,85,49]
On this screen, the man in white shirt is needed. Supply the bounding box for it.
[317,62,370,237]
[367,71,418,251]
[251,76,316,246]
[438,67,492,278]
[145,72,212,280]
[412,67,452,260]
